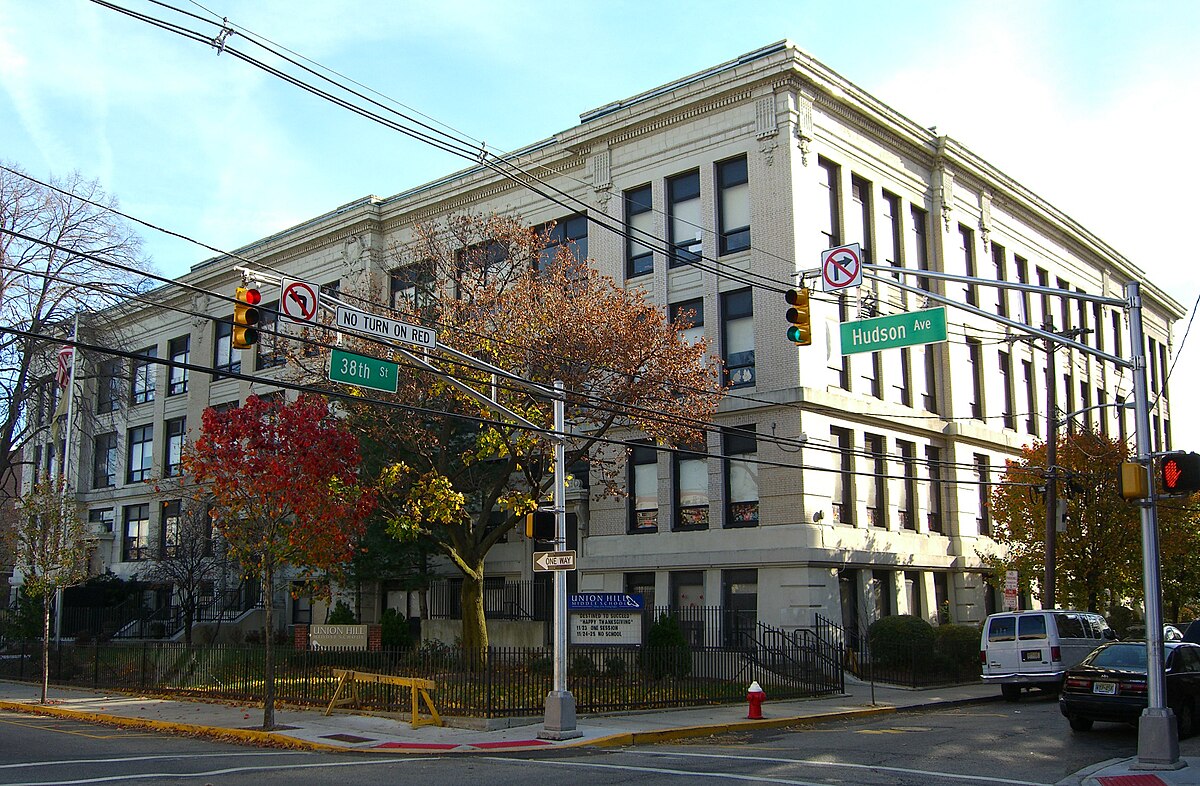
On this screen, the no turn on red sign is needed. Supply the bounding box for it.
[821,243,864,292]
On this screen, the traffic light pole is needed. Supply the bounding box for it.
[1126,281,1180,770]
[540,380,581,740]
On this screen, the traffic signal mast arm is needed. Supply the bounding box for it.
[857,263,1129,370]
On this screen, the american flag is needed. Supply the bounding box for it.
[55,345,74,389]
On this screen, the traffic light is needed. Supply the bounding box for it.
[525,510,555,542]
[1161,451,1200,494]
[785,287,812,346]
[232,286,261,349]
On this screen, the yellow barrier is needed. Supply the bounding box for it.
[325,669,442,728]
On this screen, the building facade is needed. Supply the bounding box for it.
[27,41,1182,638]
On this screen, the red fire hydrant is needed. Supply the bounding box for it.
[746,680,765,719]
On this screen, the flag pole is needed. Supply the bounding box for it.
[54,313,80,644]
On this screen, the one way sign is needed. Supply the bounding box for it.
[533,550,576,572]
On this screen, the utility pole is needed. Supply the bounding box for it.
[1042,321,1058,611]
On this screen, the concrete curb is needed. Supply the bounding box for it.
[0,700,345,753]
[575,706,899,749]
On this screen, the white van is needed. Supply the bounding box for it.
[980,610,1114,700]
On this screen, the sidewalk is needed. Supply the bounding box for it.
[0,678,1194,784]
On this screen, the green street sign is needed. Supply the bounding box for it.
[840,307,948,355]
[328,348,399,393]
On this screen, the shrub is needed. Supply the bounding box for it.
[380,608,412,650]
[934,623,982,675]
[528,654,553,675]
[569,652,597,678]
[326,601,357,625]
[868,615,935,667]
[1107,606,1139,639]
[604,654,628,678]
[645,613,692,679]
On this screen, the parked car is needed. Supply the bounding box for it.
[1058,640,1200,737]
[980,610,1114,701]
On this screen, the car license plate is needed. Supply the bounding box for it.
[1022,650,1042,662]
[1093,681,1117,695]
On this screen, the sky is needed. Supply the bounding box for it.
[2,0,1199,444]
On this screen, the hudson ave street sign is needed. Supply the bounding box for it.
[840,307,948,355]
[328,348,399,393]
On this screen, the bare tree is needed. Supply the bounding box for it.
[142,496,226,645]
[0,164,152,498]
[3,476,90,703]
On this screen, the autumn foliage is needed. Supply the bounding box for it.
[183,393,373,727]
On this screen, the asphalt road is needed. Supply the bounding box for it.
[0,695,1195,785]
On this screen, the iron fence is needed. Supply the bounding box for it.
[816,613,980,688]
[0,637,843,718]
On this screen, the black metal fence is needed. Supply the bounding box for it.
[0,637,843,718]
[816,613,980,688]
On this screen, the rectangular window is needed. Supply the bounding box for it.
[831,426,854,525]
[1076,291,1089,347]
[967,338,985,420]
[670,298,705,346]
[926,445,944,533]
[1098,388,1109,438]
[880,191,902,269]
[1093,303,1105,353]
[721,289,755,388]
[717,156,749,255]
[168,335,189,396]
[92,432,117,489]
[897,346,913,407]
[910,205,930,294]
[992,243,1008,318]
[1148,338,1160,394]
[538,213,588,271]
[673,442,709,531]
[97,358,121,414]
[668,170,702,267]
[390,262,435,314]
[865,433,886,528]
[629,442,659,533]
[1063,372,1075,435]
[127,424,153,484]
[818,157,841,249]
[625,185,654,278]
[975,453,991,536]
[130,347,156,405]
[214,320,239,375]
[1112,311,1123,358]
[723,425,758,527]
[1057,277,1072,333]
[164,417,186,478]
[256,301,287,369]
[1014,255,1031,325]
[923,344,938,413]
[1023,359,1039,436]
[897,440,917,530]
[123,503,151,562]
[850,174,873,263]
[1081,383,1093,431]
[958,226,977,306]
[999,350,1016,430]
[837,295,851,391]
[160,500,181,558]
[864,352,883,400]
[1036,267,1050,328]
[88,507,114,535]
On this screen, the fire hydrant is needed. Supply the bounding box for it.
[746,680,766,719]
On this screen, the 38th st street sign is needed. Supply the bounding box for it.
[840,307,948,355]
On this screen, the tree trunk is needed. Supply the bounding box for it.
[262,564,275,730]
[40,594,51,704]
[460,566,488,671]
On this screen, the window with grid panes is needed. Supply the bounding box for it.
[673,442,709,531]
[723,425,758,527]
[629,442,659,533]
[721,289,754,388]
[127,424,153,483]
[717,156,749,254]
[668,171,702,267]
[130,347,156,405]
[168,335,189,396]
[625,185,654,278]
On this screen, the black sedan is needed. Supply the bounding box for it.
[1059,640,1200,736]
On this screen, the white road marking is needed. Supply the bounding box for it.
[635,750,1053,786]
[0,757,423,786]
[0,752,310,770]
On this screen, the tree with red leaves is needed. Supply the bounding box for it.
[183,394,374,729]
